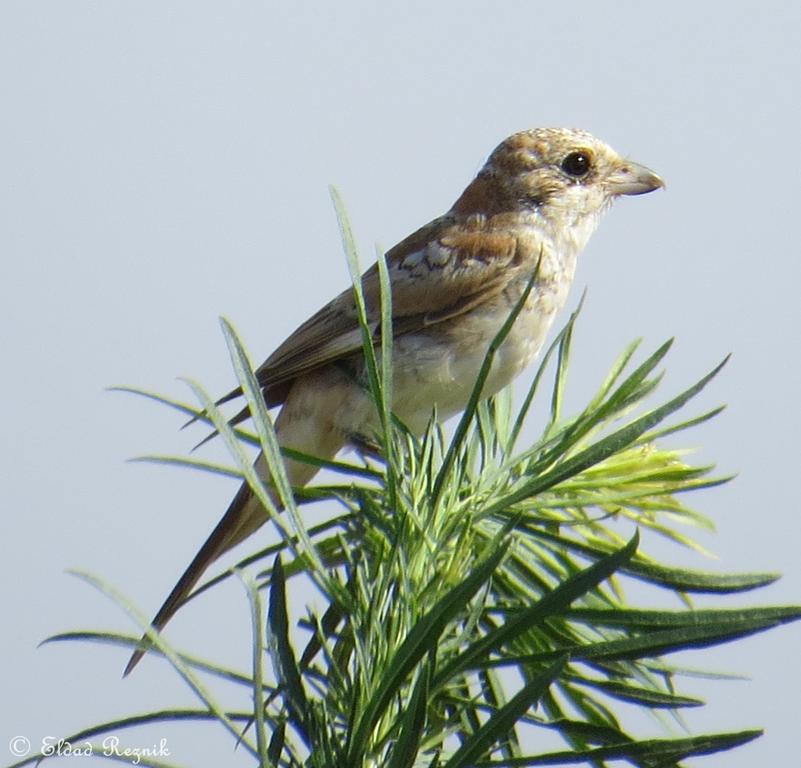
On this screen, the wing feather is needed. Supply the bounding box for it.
[221,215,523,409]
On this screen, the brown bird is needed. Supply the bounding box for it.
[125,127,663,674]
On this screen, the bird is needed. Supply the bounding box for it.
[124,127,663,674]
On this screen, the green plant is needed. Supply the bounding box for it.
[18,199,800,768]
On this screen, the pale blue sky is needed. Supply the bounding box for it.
[2,2,800,766]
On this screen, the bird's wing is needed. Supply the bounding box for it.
[218,216,523,409]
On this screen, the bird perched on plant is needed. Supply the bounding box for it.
[125,127,663,674]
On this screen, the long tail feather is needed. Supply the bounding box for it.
[126,372,346,675]
[123,481,267,676]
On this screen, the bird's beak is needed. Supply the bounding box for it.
[606,160,665,196]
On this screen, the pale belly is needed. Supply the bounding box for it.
[368,287,563,435]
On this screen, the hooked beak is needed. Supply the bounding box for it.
[606,160,665,196]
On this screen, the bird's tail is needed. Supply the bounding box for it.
[124,372,349,676]
[122,477,271,676]
[123,450,335,676]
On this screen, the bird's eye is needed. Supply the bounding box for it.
[561,151,592,178]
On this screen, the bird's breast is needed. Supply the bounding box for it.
[332,235,579,439]
[386,274,570,434]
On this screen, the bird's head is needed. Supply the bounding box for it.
[451,128,663,251]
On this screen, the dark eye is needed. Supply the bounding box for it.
[561,151,592,177]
